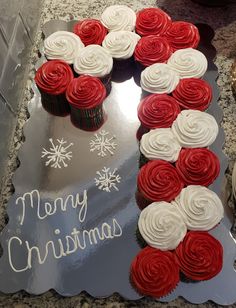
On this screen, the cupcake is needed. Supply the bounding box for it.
[136,160,184,208]
[101,5,136,32]
[44,31,84,65]
[140,63,180,96]
[137,94,180,139]
[102,31,140,71]
[135,8,172,37]
[66,75,106,130]
[172,185,224,231]
[73,19,108,46]
[176,148,220,186]
[73,45,113,95]
[35,60,73,116]
[134,35,172,72]
[167,48,208,79]
[164,21,200,52]
[138,201,187,250]
[130,246,180,298]
[171,110,219,148]
[139,128,181,166]
[175,231,223,281]
[172,78,212,111]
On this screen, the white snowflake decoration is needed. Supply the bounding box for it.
[90,130,117,157]
[95,167,121,192]
[41,138,73,169]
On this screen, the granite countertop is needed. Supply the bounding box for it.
[0,0,236,307]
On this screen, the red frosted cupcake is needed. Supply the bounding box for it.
[134,35,172,69]
[164,21,200,52]
[135,8,172,37]
[66,76,106,130]
[73,19,108,46]
[137,160,184,208]
[130,246,180,298]
[137,94,180,139]
[172,78,212,111]
[35,60,74,116]
[176,148,220,187]
[175,231,223,281]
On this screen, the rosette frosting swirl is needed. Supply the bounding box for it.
[171,110,219,148]
[66,76,106,109]
[73,19,108,46]
[73,45,113,77]
[137,160,184,202]
[140,128,181,163]
[164,21,200,51]
[138,94,180,129]
[175,231,223,281]
[134,35,172,66]
[44,31,84,64]
[176,148,220,186]
[172,185,224,231]
[141,63,180,94]
[172,78,212,111]
[130,246,180,298]
[168,48,208,79]
[138,202,187,250]
[135,8,172,36]
[35,60,74,95]
[101,5,136,32]
[102,31,140,59]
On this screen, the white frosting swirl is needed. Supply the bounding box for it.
[171,110,218,147]
[140,128,181,163]
[172,185,224,231]
[138,201,187,251]
[44,31,84,64]
[73,45,113,77]
[140,63,180,94]
[101,5,136,32]
[102,31,140,59]
[167,48,208,79]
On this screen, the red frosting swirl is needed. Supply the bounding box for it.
[131,246,180,298]
[136,8,172,37]
[66,76,106,109]
[138,94,181,129]
[164,21,200,51]
[176,148,220,187]
[134,35,172,66]
[73,19,108,46]
[137,160,184,202]
[172,78,212,111]
[175,231,223,281]
[35,60,73,95]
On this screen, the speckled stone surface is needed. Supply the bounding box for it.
[0,0,236,307]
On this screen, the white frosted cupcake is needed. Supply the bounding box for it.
[138,201,187,251]
[101,5,136,32]
[73,45,113,94]
[140,63,180,95]
[44,31,84,64]
[102,31,140,71]
[171,109,218,148]
[140,128,181,166]
[172,185,224,231]
[167,48,208,79]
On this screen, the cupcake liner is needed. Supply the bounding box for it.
[136,125,150,141]
[135,189,152,210]
[139,153,150,168]
[112,64,134,83]
[99,73,112,96]
[113,56,135,72]
[39,90,70,116]
[135,226,147,249]
[180,272,199,284]
[70,104,105,131]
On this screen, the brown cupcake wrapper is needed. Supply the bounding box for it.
[39,89,70,116]
[70,105,104,131]
[139,153,150,169]
[136,125,150,141]
[135,189,153,210]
